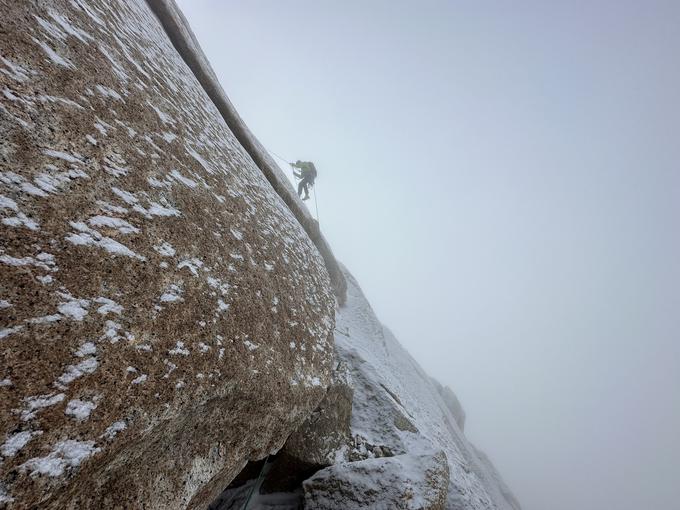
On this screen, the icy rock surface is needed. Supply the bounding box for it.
[0,0,335,508]
[302,267,520,510]
[304,451,450,510]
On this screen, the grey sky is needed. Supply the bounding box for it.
[176,1,680,509]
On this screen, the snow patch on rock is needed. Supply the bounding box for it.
[20,440,100,477]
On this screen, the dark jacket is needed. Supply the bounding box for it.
[292,161,317,181]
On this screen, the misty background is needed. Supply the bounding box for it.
[176,1,680,509]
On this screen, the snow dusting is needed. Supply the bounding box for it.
[131,374,147,385]
[168,341,190,356]
[101,421,126,440]
[56,358,98,387]
[20,440,100,477]
[153,241,175,257]
[1,431,42,458]
[65,399,97,421]
[159,284,183,303]
[75,342,97,357]
[20,393,65,421]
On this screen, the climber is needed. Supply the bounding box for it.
[290,160,317,201]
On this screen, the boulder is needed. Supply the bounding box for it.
[303,451,450,510]
[0,1,334,508]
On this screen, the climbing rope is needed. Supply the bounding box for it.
[268,150,290,167]
[268,151,300,189]
[241,454,270,510]
[313,180,320,223]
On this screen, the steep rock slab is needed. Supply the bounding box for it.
[145,0,347,305]
[0,1,334,508]
[303,451,450,510]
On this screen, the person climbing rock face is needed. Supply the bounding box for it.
[291,160,317,200]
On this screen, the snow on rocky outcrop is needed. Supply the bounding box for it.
[304,451,450,509]
[306,268,520,509]
[213,268,520,509]
[0,1,335,508]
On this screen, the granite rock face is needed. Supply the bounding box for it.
[0,1,335,508]
[260,360,353,494]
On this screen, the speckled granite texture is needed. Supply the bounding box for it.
[0,1,335,508]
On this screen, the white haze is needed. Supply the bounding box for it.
[176,1,680,509]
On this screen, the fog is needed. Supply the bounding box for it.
[176,1,680,508]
